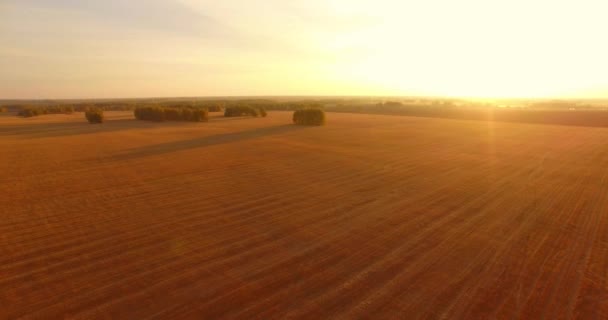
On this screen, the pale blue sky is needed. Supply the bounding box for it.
[2,0,608,99]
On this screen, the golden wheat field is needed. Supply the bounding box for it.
[1,111,608,319]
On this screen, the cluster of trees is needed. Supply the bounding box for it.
[133,102,223,112]
[72,104,134,112]
[14,96,608,128]
[17,106,75,117]
[293,108,326,126]
[221,100,323,111]
[17,103,134,113]
[8,100,222,115]
[204,104,223,112]
[133,106,209,122]
[85,109,104,124]
[224,105,267,117]
[8,99,325,118]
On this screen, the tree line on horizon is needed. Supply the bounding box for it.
[8,97,608,128]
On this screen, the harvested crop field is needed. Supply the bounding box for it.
[1,111,608,319]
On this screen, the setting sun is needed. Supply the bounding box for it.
[2,0,608,98]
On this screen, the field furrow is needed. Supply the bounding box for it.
[2,111,608,319]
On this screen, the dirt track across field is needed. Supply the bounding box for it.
[1,111,607,319]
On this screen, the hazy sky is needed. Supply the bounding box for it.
[2,0,608,99]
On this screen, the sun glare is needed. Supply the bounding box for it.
[321,0,608,98]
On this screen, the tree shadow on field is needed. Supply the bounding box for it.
[114,124,309,161]
[0,118,202,139]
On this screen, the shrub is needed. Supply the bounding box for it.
[180,108,193,121]
[0,107,7,113]
[149,107,166,122]
[46,105,74,114]
[206,104,224,112]
[224,105,264,117]
[258,107,267,118]
[17,106,74,117]
[190,108,209,122]
[133,107,144,120]
[133,106,208,122]
[85,109,104,124]
[18,107,42,117]
[134,106,165,121]
[164,107,182,121]
[293,108,325,126]
[73,103,135,112]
